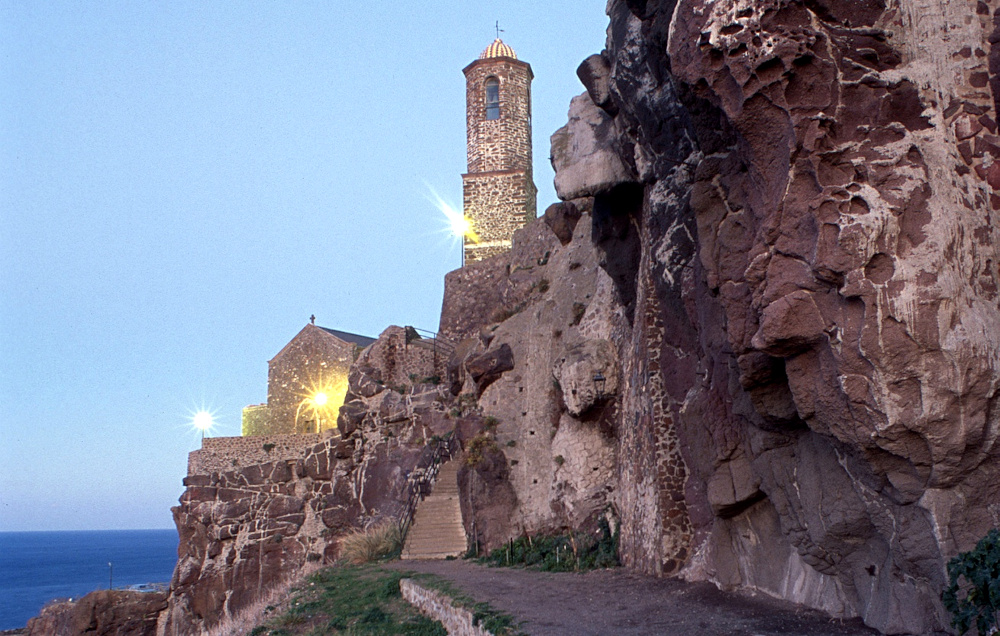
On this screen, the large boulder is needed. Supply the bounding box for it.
[551,93,634,201]
[576,53,616,115]
[543,201,582,246]
[466,344,515,393]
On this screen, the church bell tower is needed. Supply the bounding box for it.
[461,39,537,264]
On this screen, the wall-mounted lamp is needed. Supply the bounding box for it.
[593,371,607,400]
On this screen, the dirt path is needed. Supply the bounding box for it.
[386,560,878,636]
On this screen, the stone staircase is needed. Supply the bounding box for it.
[401,460,467,559]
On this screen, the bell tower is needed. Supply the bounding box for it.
[461,39,536,264]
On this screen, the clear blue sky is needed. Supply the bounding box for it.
[0,2,609,530]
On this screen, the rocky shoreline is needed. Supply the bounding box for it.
[20,588,168,636]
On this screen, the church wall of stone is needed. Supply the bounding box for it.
[462,171,535,262]
[244,326,364,436]
[464,58,533,173]
[187,432,326,475]
[462,51,536,264]
[356,326,441,389]
[241,404,271,436]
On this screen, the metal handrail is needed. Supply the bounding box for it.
[398,434,460,541]
[406,327,457,379]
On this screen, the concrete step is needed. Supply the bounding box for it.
[401,460,466,560]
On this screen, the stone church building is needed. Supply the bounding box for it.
[242,323,375,436]
[241,39,535,436]
[462,39,537,263]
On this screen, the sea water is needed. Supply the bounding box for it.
[0,529,178,630]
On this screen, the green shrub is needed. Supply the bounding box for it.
[477,516,619,572]
[943,528,1000,635]
[465,433,498,467]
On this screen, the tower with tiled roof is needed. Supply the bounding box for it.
[461,38,536,264]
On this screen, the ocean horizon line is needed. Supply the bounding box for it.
[0,527,176,534]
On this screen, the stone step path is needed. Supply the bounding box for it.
[401,460,467,560]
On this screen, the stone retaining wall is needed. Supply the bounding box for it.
[187,433,327,475]
[399,579,493,636]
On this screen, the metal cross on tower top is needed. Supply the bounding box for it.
[495,21,504,39]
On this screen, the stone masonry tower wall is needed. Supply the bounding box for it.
[462,40,537,263]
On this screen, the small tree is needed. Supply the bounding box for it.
[943,529,1000,635]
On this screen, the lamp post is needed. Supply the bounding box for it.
[592,371,607,401]
[108,562,113,590]
[312,392,328,433]
[295,392,329,434]
[193,411,213,440]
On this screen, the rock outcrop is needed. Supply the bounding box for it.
[534,0,1000,633]
[27,590,167,636]
[440,206,622,546]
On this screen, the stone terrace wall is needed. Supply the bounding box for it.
[187,433,326,475]
[439,256,509,345]
[399,579,492,636]
[356,326,439,389]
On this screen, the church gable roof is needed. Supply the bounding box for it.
[269,323,375,363]
[316,326,376,348]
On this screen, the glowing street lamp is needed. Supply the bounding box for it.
[426,184,479,266]
[295,391,330,434]
[193,411,213,440]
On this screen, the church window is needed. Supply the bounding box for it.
[485,77,500,120]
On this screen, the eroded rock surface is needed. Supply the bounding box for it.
[559,0,1000,633]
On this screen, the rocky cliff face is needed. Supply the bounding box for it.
[543,0,999,633]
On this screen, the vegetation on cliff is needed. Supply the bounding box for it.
[475,515,619,572]
[943,529,1000,636]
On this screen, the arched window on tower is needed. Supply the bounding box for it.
[485,77,500,120]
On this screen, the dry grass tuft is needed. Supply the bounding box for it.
[339,521,403,564]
